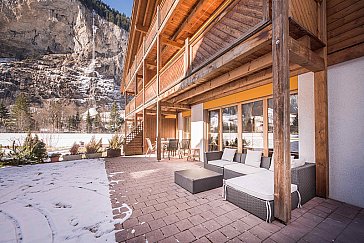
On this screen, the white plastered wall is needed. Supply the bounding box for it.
[177,112,183,141]
[328,56,364,208]
[298,72,315,162]
[191,104,205,161]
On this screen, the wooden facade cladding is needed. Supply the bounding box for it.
[327,0,364,65]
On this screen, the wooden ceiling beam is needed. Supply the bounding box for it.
[170,53,273,103]
[146,62,157,69]
[183,65,304,105]
[171,0,207,40]
[160,35,184,48]
[161,102,190,110]
[135,24,148,34]
[289,37,325,72]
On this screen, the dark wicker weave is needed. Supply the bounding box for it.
[260,157,271,169]
[204,163,224,174]
[224,169,245,180]
[225,186,300,222]
[291,163,316,204]
[175,168,223,194]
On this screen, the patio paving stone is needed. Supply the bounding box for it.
[106,157,364,242]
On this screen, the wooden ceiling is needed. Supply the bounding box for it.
[159,0,225,66]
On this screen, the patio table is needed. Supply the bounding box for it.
[175,168,223,194]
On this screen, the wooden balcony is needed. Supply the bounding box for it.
[124,0,325,117]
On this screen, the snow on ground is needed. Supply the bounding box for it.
[0,159,132,243]
[0,133,115,148]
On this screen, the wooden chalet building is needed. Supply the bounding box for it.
[121,0,364,223]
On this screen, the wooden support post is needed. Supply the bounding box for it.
[272,0,291,223]
[156,102,162,161]
[143,108,147,154]
[315,0,329,198]
[142,53,146,154]
[124,92,128,139]
[156,7,162,161]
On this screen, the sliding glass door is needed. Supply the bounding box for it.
[268,94,299,155]
[242,100,264,151]
[222,106,238,149]
[208,110,220,151]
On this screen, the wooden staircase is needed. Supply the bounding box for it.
[124,123,144,156]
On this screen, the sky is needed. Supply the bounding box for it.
[102,0,133,16]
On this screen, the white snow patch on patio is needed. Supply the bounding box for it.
[0,159,131,243]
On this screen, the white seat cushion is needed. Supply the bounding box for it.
[224,163,267,175]
[225,171,298,201]
[221,148,236,162]
[245,150,262,168]
[208,160,237,168]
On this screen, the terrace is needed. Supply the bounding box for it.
[121,0,364,225]
[107,156,364,242]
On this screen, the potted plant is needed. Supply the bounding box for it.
[85,137,103,159]
[62,143,83,161]
[106,134,123,158]
[49,153,61,162]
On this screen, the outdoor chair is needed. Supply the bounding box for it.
[164,139,179,160]
[179,139,191,158]
[145,138,156,157]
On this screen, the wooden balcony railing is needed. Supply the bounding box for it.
[125,102,130,115]
[145,15,158,52]
[136,45,144,68]
[129,98,135,112]
[159,50,185,93]
[145,76,158,102]
[135,91,144,108]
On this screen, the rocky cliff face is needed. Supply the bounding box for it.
[0,0,128,109]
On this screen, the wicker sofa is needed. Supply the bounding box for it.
[204,151,271,179]
[204,151,316,222]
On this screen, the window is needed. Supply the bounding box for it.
[242,101,264,150]
[208,110,220,151]
[268,94,299,155]
[222,106,238,149]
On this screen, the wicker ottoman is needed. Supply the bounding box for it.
[175,168,223,194]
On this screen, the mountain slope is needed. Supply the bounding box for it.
[0,0,129,109]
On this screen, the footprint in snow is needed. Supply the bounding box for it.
[70,217,79,226]
[54,202,72,208]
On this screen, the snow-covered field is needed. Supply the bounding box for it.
[0,159,131,243]
[0,133,116,148]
